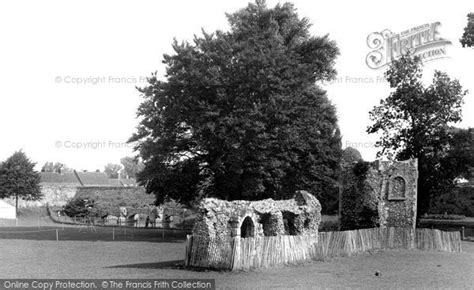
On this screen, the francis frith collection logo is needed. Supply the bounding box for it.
[366,22,452,69]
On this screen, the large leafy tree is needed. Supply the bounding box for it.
[130,0,341,209]
[0,151,42,211]
[367,55,471,216]
[460,13,474,48]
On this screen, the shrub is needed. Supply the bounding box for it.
[428,186,474,217]
[63,197,98,218]
[422,213,466,220]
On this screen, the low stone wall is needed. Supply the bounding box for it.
[5,184,153,210]
[4,183,78,208]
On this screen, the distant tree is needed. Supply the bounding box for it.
[443,128,474,182]
[0,151,42,212]
[130,0,341,207]
[460,13,474,48]
[120,156,144,179]
[41,162,54,172]
[104,163,122,179]
[41,162,73,173]
[426,128,474,215]
[341,147,363,166]
[367,55,470,216]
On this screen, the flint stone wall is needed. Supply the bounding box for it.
[192,190,321,239]
[4,183,78,208]
[377,159,418,228]
[341,159,418,229]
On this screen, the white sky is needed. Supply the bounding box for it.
[0,0,473,171]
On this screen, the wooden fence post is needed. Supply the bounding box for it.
[184,235,191,267]
[231,236,241,271]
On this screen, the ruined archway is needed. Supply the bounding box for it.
[282,211,297,235]
[240,216,255,238]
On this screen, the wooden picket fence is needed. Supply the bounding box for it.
[184,235,235,269]
[184,227,462,271]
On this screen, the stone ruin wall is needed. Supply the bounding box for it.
[341,159,418,229]
[3,183,78,208]
[192,190,322,240]
[376,159,418,228]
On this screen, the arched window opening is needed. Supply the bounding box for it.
[259,213,276,236]
[282,212,297,235]
[240,216,255,238]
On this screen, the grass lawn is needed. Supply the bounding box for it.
[0,232,473,288]
[0,211,472,288]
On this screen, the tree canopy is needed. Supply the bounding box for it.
[0,151,42,203]
[130,0,341,209]
[63,197,96,218]
[367,55,471,215]
[103,163,122,179]
[120,156,144,179]
[341,147,363,166]
[41,162,73,174]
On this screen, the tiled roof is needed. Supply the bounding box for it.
[40,171,127,187]
[75,171,116,186]
[108,179,123,186]
[40,172,81,184]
